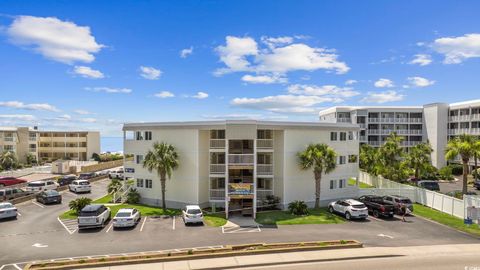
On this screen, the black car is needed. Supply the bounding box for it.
[79,172,96,180]
[36,190,62,204]
[417,180,440,191]
[57,175,78,186]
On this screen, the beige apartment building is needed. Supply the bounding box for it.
[0,127,100,163]
[123,120,360,218]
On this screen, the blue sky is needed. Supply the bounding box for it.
[1,1,480,137]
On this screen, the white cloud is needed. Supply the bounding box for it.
[79,118,97,123]
[139,66,162,80]
[154,91,175,98]
[74,109,94,115]
[407,76,435,87]
[374,78,394,88]
[287,84,360,98]
[73,66,104,79]
[180,47,193,58]
[214,36,259,75]
[0,114,36,121]
[85,87,132,94]
[191,92,209,99]
[432,33,480,64]
[261,36,294,49]
[361,90,404,104]
[409,54,432,66]
[6,15,104,64]
[241,74,287,84]
[345,79,357,85]
[0,101,60,112]
[57,114,71,120]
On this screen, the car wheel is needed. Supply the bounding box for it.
[373,210,380,218]
[328,206,334,213]
[345,212,351,220]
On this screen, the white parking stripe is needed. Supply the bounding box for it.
[105,224,113,233]
[13,264,21,270]
[32,200,45,209]
[140,217,147,232]
[16,212,22,216]
[57,218,76,235]
[172,216,175,230]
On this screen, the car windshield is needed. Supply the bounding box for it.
[116,212,132,217]
[45,190,59,196]
[28,182,44,187]
[352,204,366,209]
[399,199,412,204]
[187,209,201,214]
[0,203,13,209]
[78,181,89,185]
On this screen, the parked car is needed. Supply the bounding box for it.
[95,170,110,177]
[69,180,91,193]
[417,180,440,191]
[0,202,17,220]
[112,208,141,228]
[328,199,368,220]
[474,179,480,190]
[57,175,78,186]
[79,172,96,180]
[25,180,58,192]
[0,177,27,187]
[36,190,62,204]
[182,205,204,225]
[383,195,414,215]
[0,188,29,201]
[109,169,124,179]
[77,204,111,230]
[357,195,395,218]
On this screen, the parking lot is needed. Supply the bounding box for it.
[1,179,479,269]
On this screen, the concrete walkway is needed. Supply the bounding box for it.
[84,243,480,270]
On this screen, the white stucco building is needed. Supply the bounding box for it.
[123,120,360,218]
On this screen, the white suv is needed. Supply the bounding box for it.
[109,169,124,179]
[182,205,204,225]
[328,199,368,220]
[69,180,91,193]
[78,204,111,230]
[25,180,58,192]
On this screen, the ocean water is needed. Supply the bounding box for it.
[101,137,123,153]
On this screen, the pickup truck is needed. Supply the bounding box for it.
[77,204,111,230]
[358,195,395,218]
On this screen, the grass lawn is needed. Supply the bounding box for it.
[203,213,227,227]
[93,194,113,203]
[414,203,480,237]
[348,178,374,188]
[255,208,345,225]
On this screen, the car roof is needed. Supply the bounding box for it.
[75,179,89,182]
[344,199,363,205]
[29,180,46,184]
[81,204,104,211]
[186,205,201,210]
[117,208,135,213]
[0,202,14,207]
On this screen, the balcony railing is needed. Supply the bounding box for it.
[395,129,409,135]
[209,189,225,200]
[471,128,480,135]
[381,118,395,123]
[257,189,274,201]
[380,129,394,135]
[257,164,273,175]
[359,136,367,141]
[210,164,226,174]
[29,136,37,141]
[449,128,470,135]
[358,123,366,129]
[337,118,351,123]
[472,114,480,120]
[410,129,423,135]
[228,154,254,165]
[368,118,380,123]
[29,148,37,152]
[368,141,381,146]
[368,129,380,135]
[395,118,409,123]
[410,118,423,123]
[257,139,273,149]
[210,139,225,149]
[4,137,15,142]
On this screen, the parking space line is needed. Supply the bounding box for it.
[105,224,113,233]
[31,200,45,209]
[57,217,76,235]
[17,212,22,216]
[140,217,147,232]
[13,264,21,270]
[172,216,175,230]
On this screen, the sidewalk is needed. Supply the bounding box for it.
[84,243,480,270]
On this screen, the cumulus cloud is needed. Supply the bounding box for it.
[345,79,357,85]
[180,47,193,58]
[139,66,162,80]
[241,74,287,84]
[214,36,259,75]
[374,78,394,88]
[432,33,480,64]
[261,36,294,49]
[73,66,104,79]
[6,15,104,64]
[287,84,360,98]
[74,109,94,115]
[409,54,432,66]
[0,101,59,112]
[191,91,209,99]
[154,91,175,98]
[361,90,404,104]
[407,76,435,87]
[85,87,132,94]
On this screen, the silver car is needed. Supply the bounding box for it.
[0,202,18,220]
[112,208,141,228]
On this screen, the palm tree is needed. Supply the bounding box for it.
[298,143,337,208]
[143,142,179,211]
[445,134,476,195]
[377,133,406,181]
[0,151,18,170]
[403,142,433,179]
[472,139,480,181]
[359,144,378,175]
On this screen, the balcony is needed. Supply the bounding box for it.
[29,147,37,152]
[381,118,395,123]
[257,164,273,176]
[380,129,394,135]
[368,129,380,135]
[368,118,380,123]
[4,137,15,142]
[368,141,381,146]
[410,118,423,123]
[395,118,409,123]
[337,117,351,123]
[228,154,254,165]
[359,136,367,141]
[29,136,37,141]
[228,183,254,198]
[210,164,226,174]
[471,128,480,135]
[410,129,423,135]
[210,139,225,149]
[395,129,409,135]
[256,139,273,149]
[257,189,274,201]
[358,123,366,129]
[472,114,480,120]
[209,189,225,201]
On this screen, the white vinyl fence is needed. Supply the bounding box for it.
[358,171,480,221]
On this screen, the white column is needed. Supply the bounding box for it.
[253,139,257,219]
[225,139,229,219]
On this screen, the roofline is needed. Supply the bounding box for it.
[319,105,424,115]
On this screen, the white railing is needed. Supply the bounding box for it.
[368,118,380,123]
[410,129,423,135]
[209,189,225,200]
[368,129,380,135]
[359,123,366,129]
[459,115,471,121]
[471,114,480,120]
[228,154,254,164]
[257,139,273,149]
[395,118,409,123]
[337,118,351,123]
[257,189,273,201]
[368,141,381,146]
[359,136,367,141]
[4,137,15,142]
[210,139,225,149]
[380,129,394,135]
[410,118,423,123]
[210,164,226,174]
[395,129,409,135]
[257,164,273,175]
[449,116,459,122]
[381,118,395,123]
[29,136,37,141]
[471,128,480,135]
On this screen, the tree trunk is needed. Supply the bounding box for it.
[160,172,167,211]
[314,169,321,209]
[475,153,478,181]
[415,167,419,179]
[462,160,469,195]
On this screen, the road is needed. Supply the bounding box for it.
[439,178,478,194]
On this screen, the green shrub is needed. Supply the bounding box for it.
[439,166,454,180]
[187,249,193,255]
[127,188,141,204]
[68,197,92,214]
[287,200,309,216]
[450,164,463,175]
[261,195,281,210]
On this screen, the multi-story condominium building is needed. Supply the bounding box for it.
[123,120,360,218]
[319,99,480,169]
[0,126,100,163]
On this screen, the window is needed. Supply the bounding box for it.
[145,179,153,189]
[125,131,134,140]
[135,131,143,140]
[330,132,337,141]
[338,179,346,189]
[136,155,144,164]
[340,132,347,141]
[210,178,225,189]
[338,156,346,165]
[330,180,336,190]
[257,178,272,189]
[137,179,144,188]
[145,131,152,141]
[348,131,354,140]
[348,155,358,163]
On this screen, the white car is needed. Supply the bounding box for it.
[109,169,124,179]
[25,180,58,192]
[112,208,141,228]
[69,180,91,193]
[182,205,204,225]
[0,202,18,220]
[328,199,369,220]
[78,204,111,229]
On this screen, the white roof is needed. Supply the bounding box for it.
[117,208,135,213]
[186,205,201,210]
[345,199,363,205]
